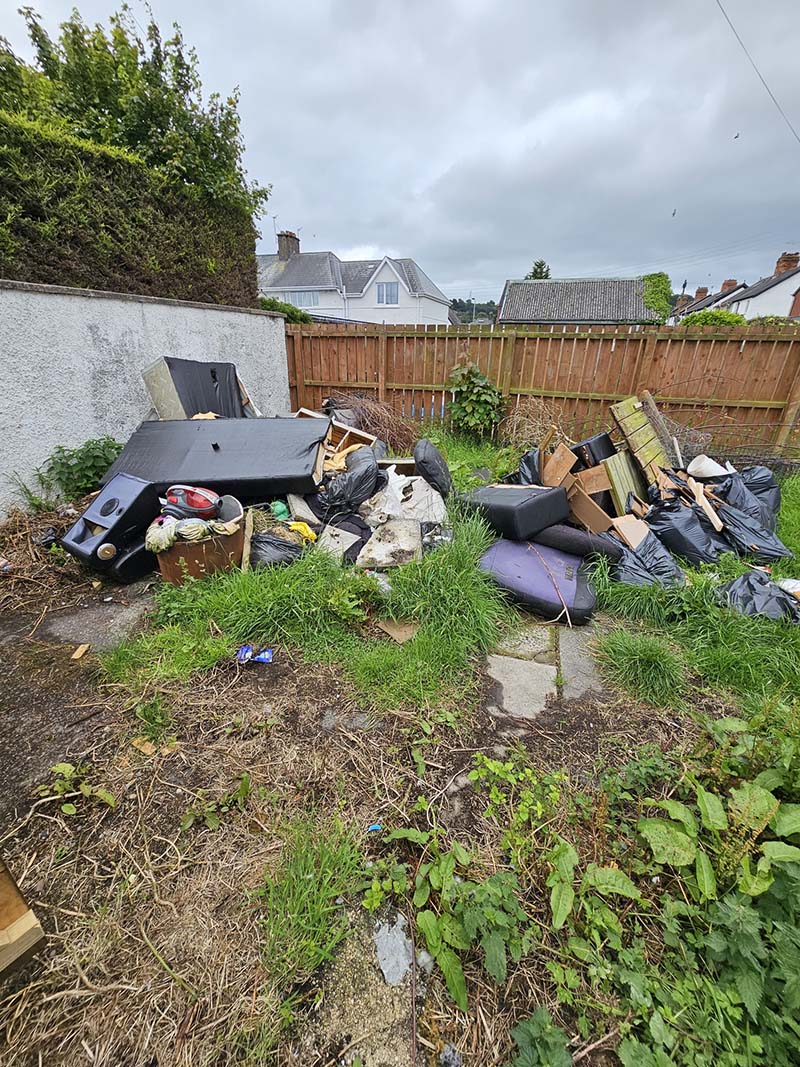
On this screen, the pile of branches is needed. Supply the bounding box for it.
[328,392,419,455]
[497,396,568,451]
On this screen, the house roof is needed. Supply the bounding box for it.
[721,265,800,306]
[673,284,747,319]
[257,251,449,303]
[497,277,659,324]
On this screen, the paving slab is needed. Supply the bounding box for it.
[559,624,603,702]
[495,620,556,663]
[40,587,154,650]
[486,653,557,718]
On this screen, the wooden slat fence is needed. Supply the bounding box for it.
[285,322,800,450]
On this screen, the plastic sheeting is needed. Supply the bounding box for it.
[718,570,800,622]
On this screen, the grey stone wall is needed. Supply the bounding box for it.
[0,280,289,516]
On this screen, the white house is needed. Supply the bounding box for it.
[669,279,745,323]
[257,232,451,325]
[721,252,800,320]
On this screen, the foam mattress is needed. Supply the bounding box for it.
[479,539,597,624]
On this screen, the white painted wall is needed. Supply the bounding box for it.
[727,274,800,319]
[0,280,289,516]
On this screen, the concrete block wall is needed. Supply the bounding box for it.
[0,280,289,516]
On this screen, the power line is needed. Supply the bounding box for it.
[714,0,800,149]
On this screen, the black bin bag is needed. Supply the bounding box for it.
[740,467,781,530]
[717,502,793,564]
[599,531,685,587]
[413,439,452,498]
[708,472,772,532]
[646,498,720,566]
[322,447,379,516]
[718,570,800,622]
[250,533,303,568]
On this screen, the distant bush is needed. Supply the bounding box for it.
[680,308,746,327]
[748,315,799,328]
[641,272,673,323]
[258,296,312,323]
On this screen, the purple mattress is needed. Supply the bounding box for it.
[479,539,596,624]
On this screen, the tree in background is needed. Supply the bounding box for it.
[524,259,551,280]
[0,7,268,215]
[259,296,312,323]
[641,272,673,324]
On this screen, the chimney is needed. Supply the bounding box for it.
[720,278,738,293]
[775,251,800,275]
[694,286,709,300]
[277,230,300,261]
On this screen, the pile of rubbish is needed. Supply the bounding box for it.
[54,356,797,625]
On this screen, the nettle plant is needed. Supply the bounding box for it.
[446,361,504,437]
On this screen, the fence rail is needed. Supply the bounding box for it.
[285,322,800,449]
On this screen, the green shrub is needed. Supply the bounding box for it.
[446,362,504,437]
[642,272,673,323]
[0,110,258,305]
[680,308,746,327]
[43,436,122,500]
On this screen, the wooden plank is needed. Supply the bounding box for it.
[633,437,669,469]
[610,515,649,550]
[568,486,614,533]
[687,477,724,532]
[542,442,578,486]
[603,452,647,516]
[241,508,254,573]
[1,861,45,976]
[575,464,612,495]
[609,396,642,420]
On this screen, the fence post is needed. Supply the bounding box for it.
[775,338,800,447]
[498,330,517,395]
[378,329,387,402]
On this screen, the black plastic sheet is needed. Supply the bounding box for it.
[414,439,453,498]
[646,498,720,565]
[518,450,543,486]
[718,570,800,622]
[716,503,793,563]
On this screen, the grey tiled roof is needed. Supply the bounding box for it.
[721,265,800,305]
[673,284,746,318]
[498,277,658,324]
[257,251,448,302]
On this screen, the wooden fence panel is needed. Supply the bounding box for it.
[284,322,800,450]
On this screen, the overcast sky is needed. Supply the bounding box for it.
[6,0,799,300]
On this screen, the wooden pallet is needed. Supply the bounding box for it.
[609,396,670,482]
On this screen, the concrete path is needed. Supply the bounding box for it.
[487,618,603,720]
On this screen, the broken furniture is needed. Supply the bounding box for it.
[156,495,245,585]
[142,356,260,419]
[103,417,331,497]
[462,485,570,540]
[1,859,45,976]
[479,540,597,624]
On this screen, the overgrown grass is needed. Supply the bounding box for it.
[425,427,517,491]
[592,479,800,705]
[595,629,688,708]
[256,815,361,985]
[103,512,514,712]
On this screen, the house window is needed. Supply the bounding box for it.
[287,291,320,307]
[377,282,398,305]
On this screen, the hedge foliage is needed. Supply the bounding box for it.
[0,110,258,306]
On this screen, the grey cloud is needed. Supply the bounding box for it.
[6,0,799,298]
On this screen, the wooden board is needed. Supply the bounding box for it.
[610,515,649,550]
[575,464,612,496]
[542,442,578,487]
[603,451,648,516]
[568,485,614,533]
[609,395,670,481]
[1,861,45,976]
[687,477,724,532]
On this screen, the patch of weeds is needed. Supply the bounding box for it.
[37,761,116,814]
[102,621,234,686]
[180,773,251,831]
[774,473,800,567]
[43,436,123,500]
[510,1007,572,1066]
[255,815,361,988]
[426,426,516,491]
[595,629,687,708]
[134,697,174,743]
[8,469,57,513]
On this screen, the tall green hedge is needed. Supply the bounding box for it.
[0,111,258,306]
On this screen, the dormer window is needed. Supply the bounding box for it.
[377,282,398,305]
